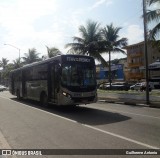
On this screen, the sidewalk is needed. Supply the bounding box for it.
[98,91,160,108]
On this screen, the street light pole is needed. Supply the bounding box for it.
[142,0,150,105]
[4,43,21,62]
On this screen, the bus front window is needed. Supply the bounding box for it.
[61,64,96,88]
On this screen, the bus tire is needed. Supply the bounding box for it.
[40,92,48,106]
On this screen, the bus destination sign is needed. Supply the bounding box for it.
[66,57,91,63]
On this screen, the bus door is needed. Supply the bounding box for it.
[48,63,60,103]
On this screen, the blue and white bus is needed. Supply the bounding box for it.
[9,55,97,106]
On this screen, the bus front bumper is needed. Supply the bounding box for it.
[57,92,97,106]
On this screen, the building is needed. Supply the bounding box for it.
[96,58,127,83]
[124,41,160,82]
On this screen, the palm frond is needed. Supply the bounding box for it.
[91,53,108,67]
[102,24,122,42]
[149,23,160,39]
[65,43,84,49]
[114,38,128,47]
[72,36,85,43]
[22,48,40,64]
[0,58,9,69]
[146,9,160,23]
[46,46,61,58]
[79,25,88,40]
[113,48,127,55]
[66,42,85,54]
[147,0,160,6]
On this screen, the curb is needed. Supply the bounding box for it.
[98,98,160,108]
[98,99,148,107]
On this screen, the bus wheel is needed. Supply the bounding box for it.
[40,92,48,106]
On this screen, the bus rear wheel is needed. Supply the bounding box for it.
[40,92,48,106]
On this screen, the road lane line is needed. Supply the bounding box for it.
[1,95,160,120]
[83,124,159,149]
[23,106,160,149]
[0,96,160,149]
[0,96,77,124]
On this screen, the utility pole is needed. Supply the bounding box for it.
[143,0,150,105]
[4,44,21,62]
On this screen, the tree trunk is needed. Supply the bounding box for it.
[108,51,112,90]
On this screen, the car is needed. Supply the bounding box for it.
[111,82,130,91]
[99,83,110,90]
[99,82,129,91]
[130,82,152,92]
[140,82,152,92]
[130,83,142,91]
[0,85,7,92]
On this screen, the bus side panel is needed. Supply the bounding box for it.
[25,80,47,101]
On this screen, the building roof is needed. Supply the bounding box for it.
[123,41,144,49]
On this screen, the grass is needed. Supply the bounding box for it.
[98,89,160,96]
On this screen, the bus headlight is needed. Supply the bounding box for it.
[62,92,71,99]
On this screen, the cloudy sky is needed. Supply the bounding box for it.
[0,0,144,63]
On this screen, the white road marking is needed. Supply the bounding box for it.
[83,124,159,149]
[0,95,159,149]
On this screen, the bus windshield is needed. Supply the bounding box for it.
[61,64,96,88]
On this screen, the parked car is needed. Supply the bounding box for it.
[130,82,152,92]
[140,82,152,92]
[99,82,129,91]
[99,83,110,90]
[130,83,142,91]
[112,82,130,91]
[0,85,7,92]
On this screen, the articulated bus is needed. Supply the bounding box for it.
[9,55,97,106]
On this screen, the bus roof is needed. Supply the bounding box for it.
[10,54,95,73]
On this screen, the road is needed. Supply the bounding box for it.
[0,91,160,158]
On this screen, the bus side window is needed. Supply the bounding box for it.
[23,69,31,81]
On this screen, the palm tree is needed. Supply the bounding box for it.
[101,23,128,89]
[0,58,9,69]
[0,58,10,85]
[1,63,14,85]
[146,0,160,39]
[147,0,160,6]
[46,46,62,58]
[13,58,22,69]
[65,20,108,66]
[22,48,41,64]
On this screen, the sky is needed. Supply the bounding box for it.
[0,0,145,63]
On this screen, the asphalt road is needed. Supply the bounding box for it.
[0,91,160,158]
